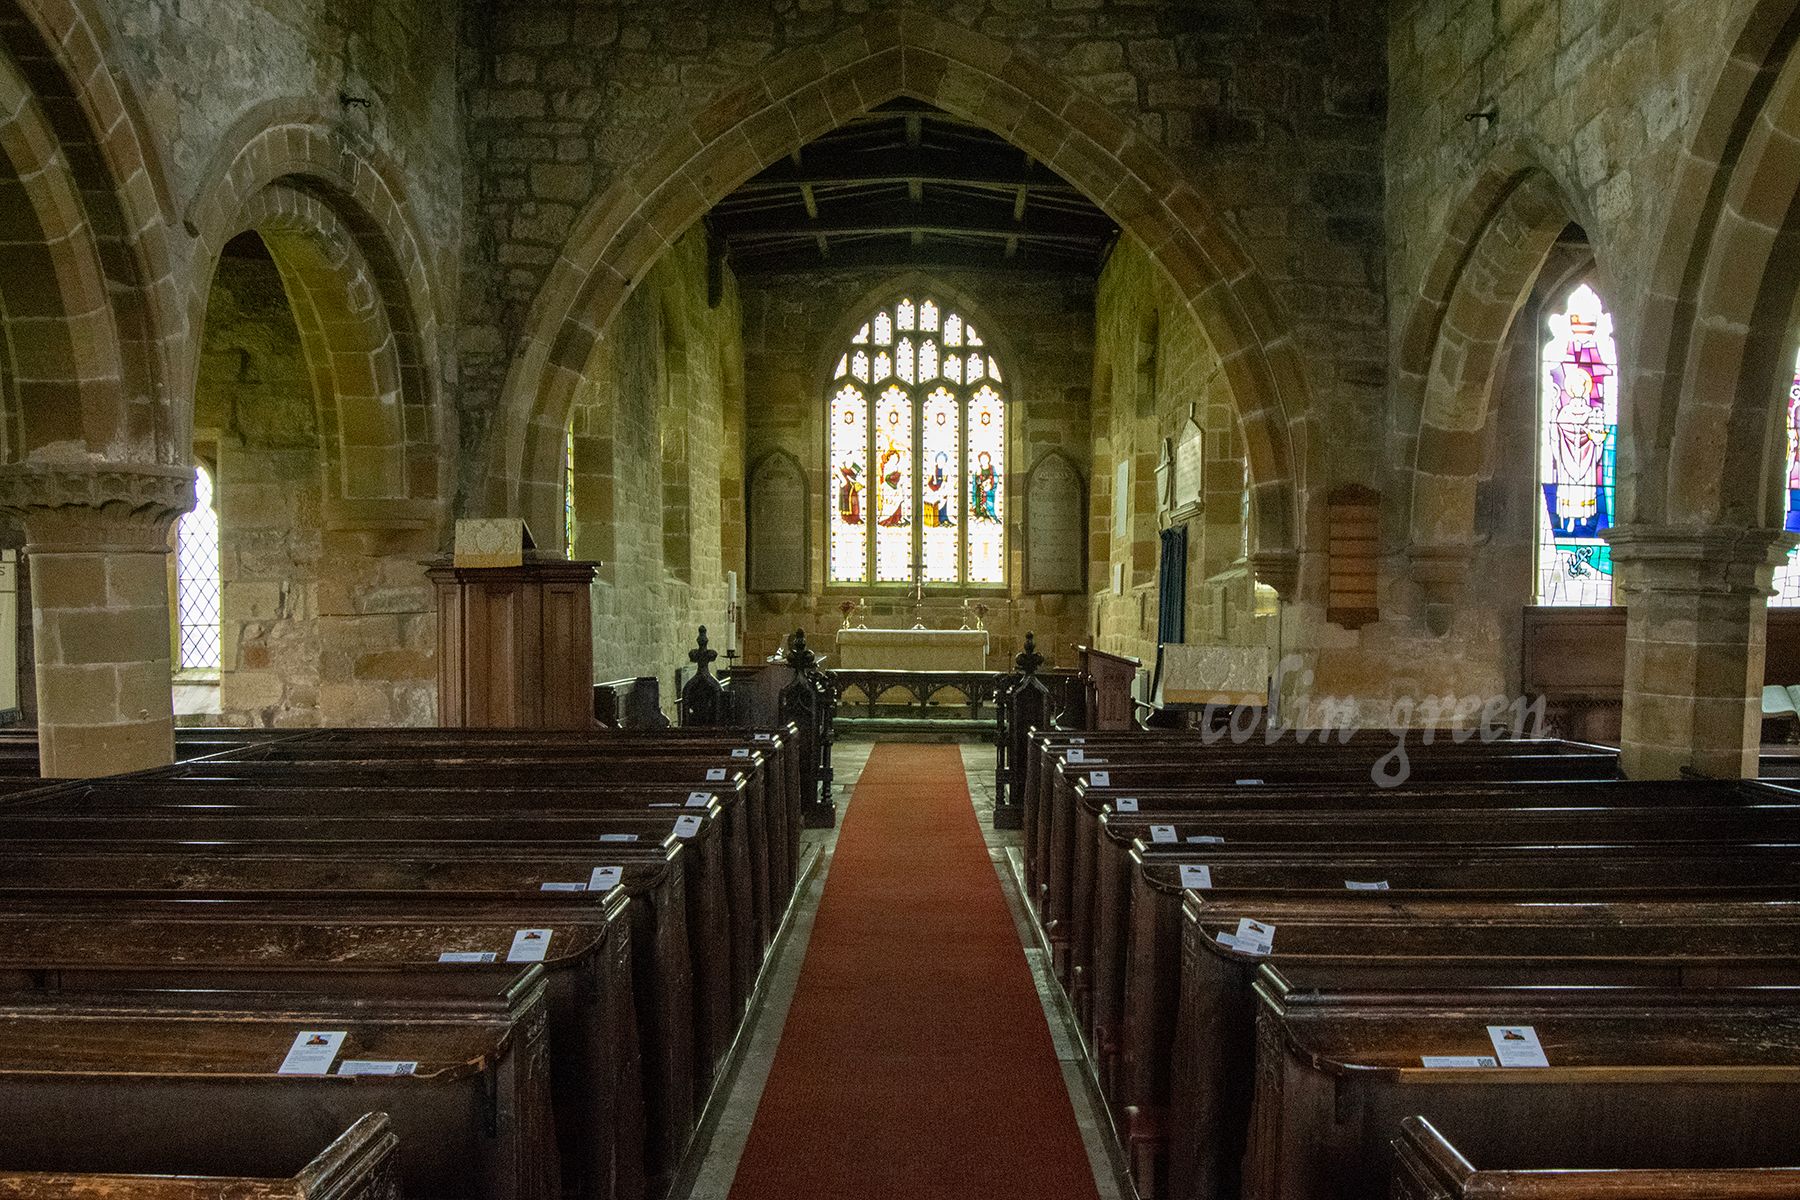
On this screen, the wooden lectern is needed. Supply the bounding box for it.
[1078,644,1142,730]
[428,555,598,728]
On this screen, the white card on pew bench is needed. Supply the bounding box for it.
[706,768,727,781]
[599,833,638,843]
[1178,864,1212,888]
[686,792,712,807]
[1345,880,1389,891]
[1115,797,1139,813]
[338,1060,417,1076]
[1420,1056,1495,1069]
[1149,824,1177,844]
[507,928,552,963]
[1187,834,1224,844]
[754,732,775,741]
[674,815,703,839]
[1488,1025,1549,1068]
[1233,918,1275,955]
[438,951,497,964]
[1066,749,1087,763]
[1089,771,1111,787]
[589,866,623,891]
[540,881,586,892]
[1069,737,1086,744]
[1235,778,1264,786]
[278,1030,345,1076]
[732,748,751,758]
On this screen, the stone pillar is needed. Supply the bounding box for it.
[1606,524,1792,780]
[0,463,193,778]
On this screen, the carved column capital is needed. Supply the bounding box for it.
[1602,524,1795,600]
[0,461,194,553]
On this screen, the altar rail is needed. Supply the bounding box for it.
[828,669,1011,720]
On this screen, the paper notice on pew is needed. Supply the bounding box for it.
[1214,918,1275,956]
[1067,749,1087,763]
[589,866,623,892]
[1069,737,1086,745]
[338,1060,418,1076]
[541,881,587,892]
[707,768,727,781]
[732,748,751,758]
[1179,864,1213,888]
[1089,771,1111,787]
[754,732,775,741]
[278,1030,345,1076]
[507,928,553,963]
[1420,1056,1496,1069]
[599,833,639,843]
[1345,880,1390,891]
[438,951,498,964]
[1115,797,1139,813]
[1149,825,1177,844]
[687,792,713,807]
[1188,834,1225,844]
[674,815,703,839]
[1487,1025,1550,1068]
[1235,778,1264,786]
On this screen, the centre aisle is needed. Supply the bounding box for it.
[727,743,1103,1199]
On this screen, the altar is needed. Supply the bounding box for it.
[835,626,992,671]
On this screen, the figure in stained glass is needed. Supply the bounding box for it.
[971,451,1000,521]
[1535,283,1619,606]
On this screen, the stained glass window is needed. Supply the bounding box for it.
[176,463,222,671]
[1772,349,1800,606]
[829,384,869,583]
[825,297,1008,587]
[564,418,576,553]
[1535,283,1619,606]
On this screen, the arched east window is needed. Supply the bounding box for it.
[175,463,222,671]
[1534,282,1619,606]
[828,297,1007,588]
[1772,349,1800,606]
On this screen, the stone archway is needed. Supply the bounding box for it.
[483,12,1314,592]
[1395,151,1586,606]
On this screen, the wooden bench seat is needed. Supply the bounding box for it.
[1163,903,1800,1200]
[1245,976,1800,1200]
[1390,1114,1800,1200]
[0,971,559,1200]
[0,1110,399,1200]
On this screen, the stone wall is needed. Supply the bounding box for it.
[736,267,1095,671]
[459,0,1389,520]
[1088,234,1270,671]
[569,227,740,684]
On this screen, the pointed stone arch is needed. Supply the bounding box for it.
[483,11,1311,587]
[1396,149,1587,603]
[182,109,451,529]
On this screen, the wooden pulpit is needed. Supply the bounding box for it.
[428,555,598,728]
[1079,644,1142,730]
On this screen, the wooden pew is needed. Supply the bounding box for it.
[1390,1114,1800,1200]
[0,863,664,1200]
[1244,974,1800,1200]
[1164,901,1800,1200]
[0,1111,400,1200]
[0,970,560,1200]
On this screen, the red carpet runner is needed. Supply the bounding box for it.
[727,743,1104,1199]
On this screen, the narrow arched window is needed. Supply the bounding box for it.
[827,297,1007,587]
[1534,283,1618,606]
[564,416,577,554]
[175,463,222,670]
[1773,349,1800,606]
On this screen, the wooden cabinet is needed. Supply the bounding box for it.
[429,557,597,729]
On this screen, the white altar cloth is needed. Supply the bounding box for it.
[835,626,991,671]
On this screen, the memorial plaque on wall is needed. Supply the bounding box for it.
[1173,417,1204,515]
[748,451,808,592]
[1026,452,1086,594]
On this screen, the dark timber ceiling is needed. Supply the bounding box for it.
[706,99,1118,276]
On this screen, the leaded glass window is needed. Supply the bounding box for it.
[826,297,1008,587]
[1772,349,1800,606]
[1535,283,1619,606]
[176,463,222,671]
[564,417,576,553]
